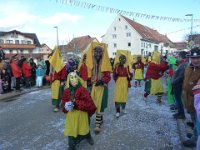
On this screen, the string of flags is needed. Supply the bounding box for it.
[54,0,200,23]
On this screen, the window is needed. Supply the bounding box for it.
[15,40,19,44]
[6,40,13,44]
[112,34,117,39]
[0,39,4,44]
[114,27,116,31]
[128,42,131,47]
[119,18,121,21]
[126,32,131,37]
[149,44,151,48]
[154,45,158,50]
[11,33,14,38]
[27,41,31,44]
[21,40,26,44]
[114,43,117,48]
[125,25,128,29]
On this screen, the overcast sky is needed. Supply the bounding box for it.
[0,0,200,49]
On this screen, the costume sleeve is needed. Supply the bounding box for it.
[149,62,168,72]
[59,66,67,81]
[141,62,145,70]
[61,89,71,113]
[101,71,111,84]
[74,87,96,117]
[113,67,118,81]
[132,63,136,70]
[127,66,133,80]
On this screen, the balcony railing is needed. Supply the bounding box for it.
[0,44,36,49]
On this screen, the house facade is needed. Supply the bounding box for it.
[0,30,41,59]
[59,35,98,61]
[40,43,53,60]
[102,15,173,58]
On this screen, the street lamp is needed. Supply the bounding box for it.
[54,26,59,46]
[185,14,194,48]
[185,14,193,37]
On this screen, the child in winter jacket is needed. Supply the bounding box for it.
[36,64,45,87]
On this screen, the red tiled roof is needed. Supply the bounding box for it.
[171,42,187,50]
[60,35,98,52]
[122,15,172,44]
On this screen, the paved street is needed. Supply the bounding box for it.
[0,79,194,150]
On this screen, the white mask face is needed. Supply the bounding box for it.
[69,72,78,87]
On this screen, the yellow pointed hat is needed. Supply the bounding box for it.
[152,50,161,64]
[86,42,112,77]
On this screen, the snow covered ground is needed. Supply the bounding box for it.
[0,78,194,150]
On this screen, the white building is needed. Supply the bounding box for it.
[102,15,173,58]
[0,30,42,58]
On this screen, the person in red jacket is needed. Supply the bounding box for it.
[10,56,22,91]
[144,50,168,103]
[21,58,32,88]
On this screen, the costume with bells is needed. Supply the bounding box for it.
[113,50,133,118]
[62,72,96,150]
[144,50,168,103]
[86,42,112,133]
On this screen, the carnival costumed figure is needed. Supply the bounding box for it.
[133,56,144,87]
[113,50,133,118]
[146,52,152,64]
[167,56,177,111]
[62,72,96,150]
[86,42,112,134]
[144,50,168,103]
[49,47,67,112]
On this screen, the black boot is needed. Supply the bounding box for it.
[182,139,196,148]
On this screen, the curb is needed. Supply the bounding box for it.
[0,86,50,101]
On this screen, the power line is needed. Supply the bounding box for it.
[166,24,200,35]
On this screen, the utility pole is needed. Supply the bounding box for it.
[185,14,194,48]
[54,26,59,46]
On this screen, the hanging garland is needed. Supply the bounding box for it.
[54,0,200,23]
